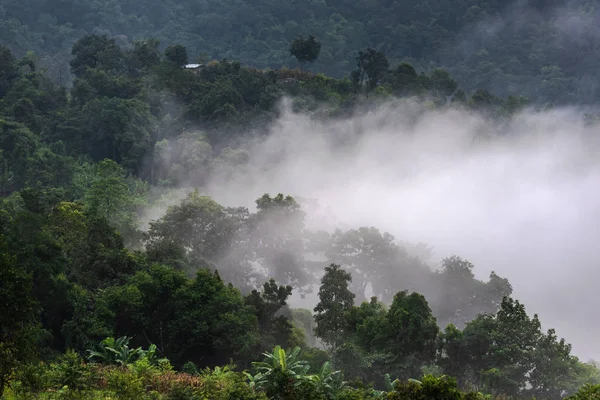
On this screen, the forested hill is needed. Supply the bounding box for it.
[4,6,600,397]
[3,0,600,104]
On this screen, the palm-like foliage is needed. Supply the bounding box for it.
[251,345,311,389]
[371,373,401,398]
[86,336,146,366]
[248,345,349,400]
[308,361,348,399]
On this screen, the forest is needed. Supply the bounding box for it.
[3,0,600,104]
[2,10,600,399]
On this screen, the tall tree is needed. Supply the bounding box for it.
[246,193,308,289]
[352,48,389,92]
[431,255,512,329]
[314,263,355,349]
[382,290,439,379]
[327,227,425,304]
[528,328,578,399]
[164,44,189,67]
[0,46,19,98]
[461,297,542,397]
[0,235,40,396]
[289,35,321,74]
[85,159,130,223]
[127,39,162,75]
[244,279,302,352]
[70,34,124,77]
[145,190,241,264]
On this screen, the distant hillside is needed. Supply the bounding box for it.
[2,0,600,104]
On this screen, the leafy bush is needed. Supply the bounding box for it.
[181,361,199,375]
[106,366,145,400]
[388,375,463,400]
[11,362,51,397]
[87,336,170,369]
[567,383,600,399]
[87,336,144,365]
[48,349,94,399]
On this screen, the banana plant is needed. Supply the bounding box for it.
[386,373,402,390]
[370,373,402,398]
[86,336,146,366]
[248,346,352,399]
[249,345,313,391]
[244,371,264,389]
[309,361,348,399]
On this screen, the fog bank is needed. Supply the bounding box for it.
[202,99,600,360]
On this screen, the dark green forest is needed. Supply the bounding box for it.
[2,5,600,397]
[3,0,600,104]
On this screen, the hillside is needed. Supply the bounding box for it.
[3,8,600,399]
[0,34,531,196]
[3,0,600,104]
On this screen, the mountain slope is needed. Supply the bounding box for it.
[2,0,600,103]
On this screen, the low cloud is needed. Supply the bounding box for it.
[200,98,600,360]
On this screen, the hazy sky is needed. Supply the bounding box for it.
[202,99,600,361]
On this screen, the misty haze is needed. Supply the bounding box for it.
[4,0,600,398]
[202,100,600,361]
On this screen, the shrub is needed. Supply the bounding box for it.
[567,383,600,399]
[48,349,94,399]
[106,367,145,400]
[181,361,199,375]
[388,375,462,400]
[12,362,50,397]
[167,384,202,400]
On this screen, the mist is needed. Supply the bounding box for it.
[191,98,600,361]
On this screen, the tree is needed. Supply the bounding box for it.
[528,328,578,399]
[0,45,19,98]
[428,69,458,103]
[0,235,40,396]
[383,291,439,379]
[169,269,260,366]
[47,200,140,289]
[244,193,309,289]
[70,35,124,77]
[460,297,543,397]
[0,118,39,191]
[245,279,301,351]
[127,39,162,75]
[568,384,600,400]
[431,256,512,329]
[470,88,501,110]
[146,190,240,264]
[487,297,542,397]
[97,266,260,367]
[5,189,72,351]
[85,159,130,224]
[314,264,355,349]
[389,62,427,96]
[345,296,387,352]
[289,35,321,74]
[165,44,189,67]
[79,97,153,172]
[327,227,422,304]
[437,324,467,386]
[352,48,389,92]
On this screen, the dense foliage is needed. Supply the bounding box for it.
[1,31,600,399]
[4,0,600,104]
